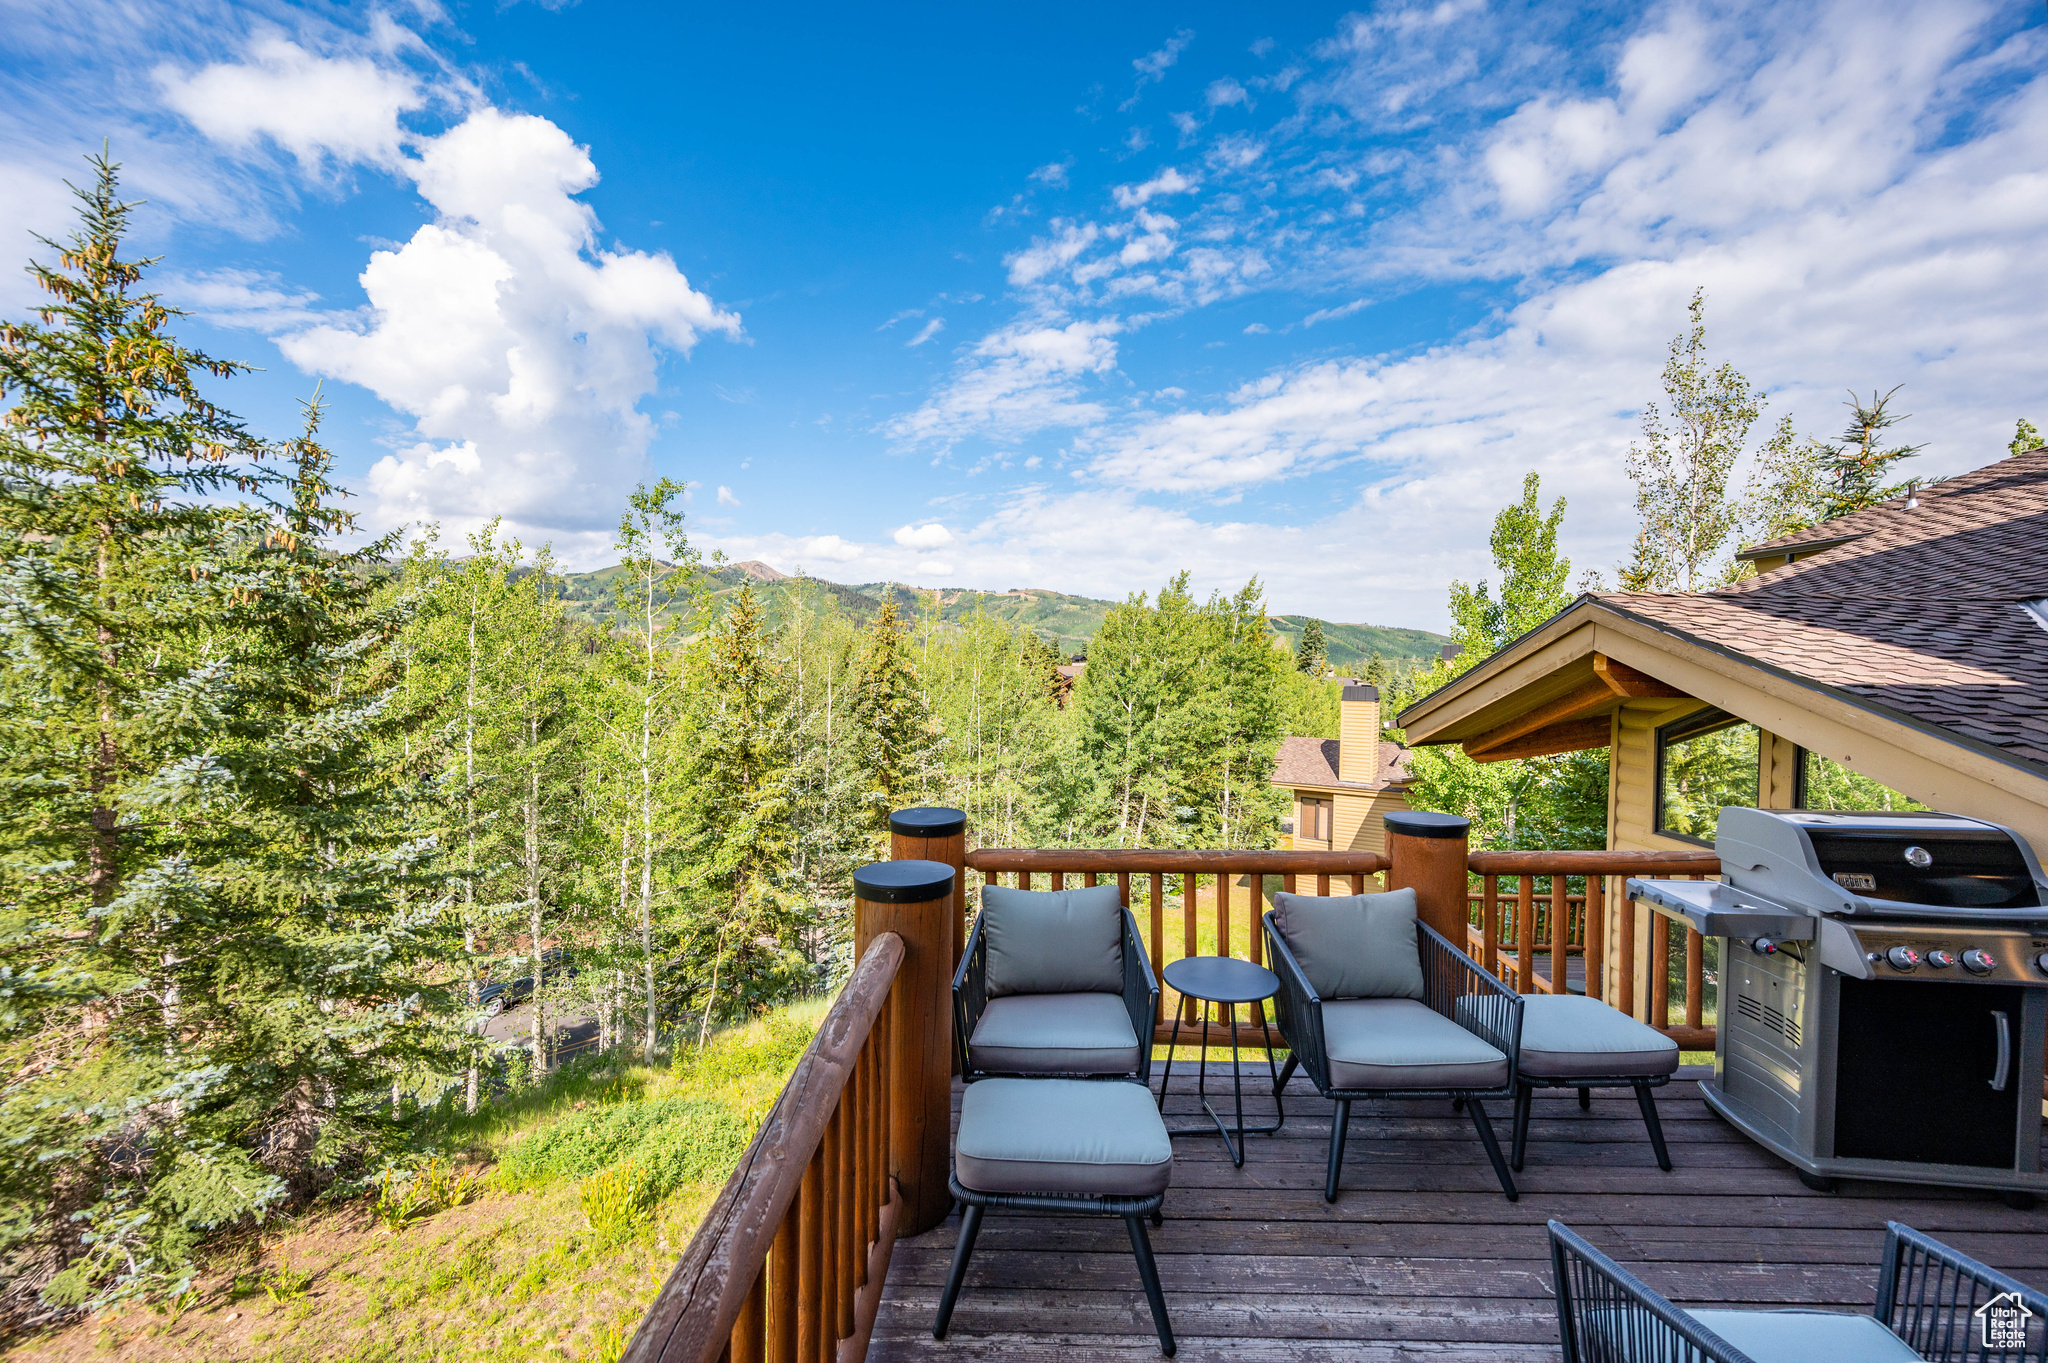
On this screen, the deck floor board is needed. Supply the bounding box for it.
[866,1064,2048,1361]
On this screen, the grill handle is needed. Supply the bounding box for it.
[1989,1010,2011,1092]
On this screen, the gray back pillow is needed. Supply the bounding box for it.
[1270,888,1424,1000]
[980,884,1125,997]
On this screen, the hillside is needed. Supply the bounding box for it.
[552,562,1449,664]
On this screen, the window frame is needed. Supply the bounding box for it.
[1653,705,1762,846]
[1297,795,1332,843]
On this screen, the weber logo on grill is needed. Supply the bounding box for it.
[1833,872,1877,891]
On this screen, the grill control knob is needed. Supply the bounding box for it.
[2036,952,2048,977]
[1905,845,1933,868]
[1961,949,1997,975]
[1886,946,1921,971]
[1751,937,1778,955]
[1925,949,1956,969]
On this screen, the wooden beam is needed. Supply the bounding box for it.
[1593,652,1688,699]
[1466,715,1612,762]
[1462,677,1616,758]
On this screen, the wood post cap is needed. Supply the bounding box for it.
[888,806,967,837]
[853,860,956,904]
[1383,811,1471,839]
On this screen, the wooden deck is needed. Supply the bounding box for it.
[867,1064,2048,1361]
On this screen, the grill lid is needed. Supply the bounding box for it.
[1716,808,2048,921]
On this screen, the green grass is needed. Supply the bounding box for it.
[9,1000,829,1363]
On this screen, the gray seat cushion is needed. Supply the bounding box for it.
[969,993,1142,1075]
[1512,995,1678,1080]
[1270,888,1426,1001]
[1323,998,1508,1091]
[980,885,1125,997]
[1685,1309,1918,1363]
[954,1078,1172,1197]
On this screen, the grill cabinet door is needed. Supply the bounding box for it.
[1833,978,2024,1168]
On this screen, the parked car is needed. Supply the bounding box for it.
[477,948,577,1017]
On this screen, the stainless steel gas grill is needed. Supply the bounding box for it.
[1629,807,2048,1201]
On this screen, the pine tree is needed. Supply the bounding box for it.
[2013,419,2042,458]
[0,155,275,1306]
[1809,388,1923,519]
[681,583,807,1036]
[848,598,940,852]
[1294,618,1328,676]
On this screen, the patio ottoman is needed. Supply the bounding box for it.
[1508,994,1679,1171]
[935,1077,1177,1356]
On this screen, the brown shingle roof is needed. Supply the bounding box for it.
[1602,448,2048,773]
[1271,737,1412,790]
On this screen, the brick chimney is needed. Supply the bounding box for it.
[1338,684,1380,783]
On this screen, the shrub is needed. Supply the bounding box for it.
[580,1160,653,1245]
[671,1008,818,1089]
[497,1096,752,1200]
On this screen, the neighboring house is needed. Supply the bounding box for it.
[1395,447,2048,853]
[1271,683,1414,856]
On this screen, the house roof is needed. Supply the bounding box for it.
[1271,737,1412,791]
[1399,448,2048,777]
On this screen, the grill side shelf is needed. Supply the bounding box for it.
[1626,877,1817,941]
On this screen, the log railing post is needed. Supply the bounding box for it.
[888,807,967,971]
[1383,811,1471,947]
[852,858,955,1239]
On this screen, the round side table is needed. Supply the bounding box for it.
[1159,956,1285,1167]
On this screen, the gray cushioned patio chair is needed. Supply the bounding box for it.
[937,1077,1176,1356]
[1263,887,1524,1201]
[1548,1217,2047,1361]
[953,884,1159,1081]
[1503,994,1680,1172]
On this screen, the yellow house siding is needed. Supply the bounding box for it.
[1338,696,1381,783]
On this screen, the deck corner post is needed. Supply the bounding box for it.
[889,806,969,970]
[1383,811,1472,946]
[854,851,957,1239]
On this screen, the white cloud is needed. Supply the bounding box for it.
[894,522,954,549]
[717,485,740,506]
[261,106,740,549]
[801,535,863,562]
[1112,167,1198,209]
[888,319,1122,448]
[158,36,427,173]
[906,317,945,347]
[917,559,955,577]
[1122,29,1194,110]
[167,268,326,331]
[1005,220,1100,286]
[1302,299,1369,327]
[1206,78,1250,109]
[1029,160,1071,187]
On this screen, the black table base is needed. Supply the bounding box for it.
[1156,956,1286,1168]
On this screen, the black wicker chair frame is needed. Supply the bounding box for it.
[1512,1071,1673,1172]
[952,904,1160,1083]
[1548,1217,2048,1362]
[936,1172,1174,1357]
[1264,914,1525,1202]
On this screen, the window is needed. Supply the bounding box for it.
[1795,750,1928,812]
[1656,707,1760,843]
[1297,797,1332,842]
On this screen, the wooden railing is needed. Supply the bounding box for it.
[624,933,904,1363]
[965,848,1390,1050]
[1466,850,1721,1049]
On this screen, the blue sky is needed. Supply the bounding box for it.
[4,1,2045,628]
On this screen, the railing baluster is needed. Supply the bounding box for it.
[797,1146,822,1363]
[1217,869,1231,962]
[1316,872,1330,896]
[1482,874,1500,978]
[1180,874,1196,1024]
[1619,885,1638,1021]
[1549,872,1569,994]
[1586,875,1605,1005]
[1515,874,1536,994]
[731,1267,765,1363]
[769,1202,797,1363]
[1685,927,1705,1031]
[1650,912,1672,1029]
[1084,870,1098,888]
[1147,872,1163,1029]
[1248,872,1265,967]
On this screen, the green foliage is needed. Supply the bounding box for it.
[669,997,819,1087]
[2013,418,2042,458]
[499,1095,751,1198]
[1293,618,1328,675]
[1799,752,1927,812]
[1397,473,1609,852]
[1622,288,1779,591]
[1751,388,1924,540]
[1657,720,1760,841]
[849,598,943,849]
[579,1160,654,1245]
[261,1259,314,1303]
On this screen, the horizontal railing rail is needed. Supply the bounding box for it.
[1464,851,1721,1050]
[966,848,1389,1049]
[625,932,905,1363]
